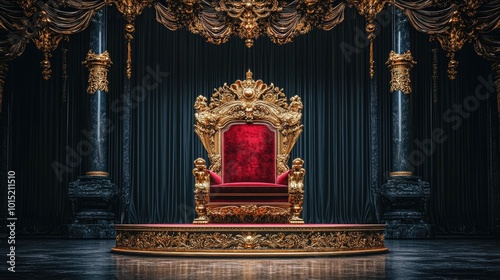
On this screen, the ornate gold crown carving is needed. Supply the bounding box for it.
[194,70,303,175]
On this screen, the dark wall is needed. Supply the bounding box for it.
[0,7,496,235]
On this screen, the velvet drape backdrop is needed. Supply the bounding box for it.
[1,8,495,234]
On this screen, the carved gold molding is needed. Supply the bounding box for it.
[216,0,282,48]
[0,62,7,113]
[207,205,290,223]
[82,50,112,94]
[32,10,63,80]
[386,50,417,95]
[115,228,386,252]
[107,0,153,78]
[431,9,475,80]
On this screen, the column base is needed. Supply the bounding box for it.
[384,222,433,239]
[378,176,434,239]
[64,176,117,239]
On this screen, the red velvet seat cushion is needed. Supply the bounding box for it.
[210,182,288,203]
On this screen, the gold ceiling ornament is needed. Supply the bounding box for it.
[493,61,500,114]
[431,10,475,80]
[215,0,283,48]
[347,0,390,78]
[386,50,417,95]
[32,10,63,80]
[0,62,7,113]
[107,0,153,79]
[82,50,113,94]
[18,0,37,18]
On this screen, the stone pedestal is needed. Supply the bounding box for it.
[64,176,117,238]
[380,176,433,238]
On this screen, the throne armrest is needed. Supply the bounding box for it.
[207,170,222,185]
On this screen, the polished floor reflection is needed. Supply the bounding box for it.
[3,238,500,279]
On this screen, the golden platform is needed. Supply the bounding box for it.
[112,224,388,257]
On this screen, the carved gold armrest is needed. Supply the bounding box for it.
[289,158,305,224]
[193,158,210,224]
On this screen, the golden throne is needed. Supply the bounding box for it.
[192,70,305,224]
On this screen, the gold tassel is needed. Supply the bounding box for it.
[369,40,375,79]
[127,40,132,79]
[62,39,68,103]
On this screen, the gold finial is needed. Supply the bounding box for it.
[246,69,253,80]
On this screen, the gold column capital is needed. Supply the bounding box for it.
[386,50,417,95]
[83,50,113,94]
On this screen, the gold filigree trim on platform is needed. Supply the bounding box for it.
[83,50,112,94]
[115,230,385,251]
[207,205,290,223]
[386,50,417,95]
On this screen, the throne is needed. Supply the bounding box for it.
[192,70,306,224]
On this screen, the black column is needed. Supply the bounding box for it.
[65,8,117,238]
[379,8,432,239]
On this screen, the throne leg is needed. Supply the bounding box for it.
[289,192,304,224]
[193,192,209,224]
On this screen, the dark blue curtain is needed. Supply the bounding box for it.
[1,7,496,234]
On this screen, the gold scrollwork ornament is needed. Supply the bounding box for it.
[386,50,417,95]
[83,50,113,94]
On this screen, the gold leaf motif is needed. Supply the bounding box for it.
[216,0,282,48]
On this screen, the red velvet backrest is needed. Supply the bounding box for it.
[222,123,276,183]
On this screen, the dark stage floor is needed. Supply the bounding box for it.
[1,237,500,279]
